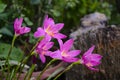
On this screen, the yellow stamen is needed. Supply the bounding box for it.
[86,62,93,67]
[45,25,54,37]
[61,51,68,57]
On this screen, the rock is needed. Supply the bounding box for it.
[66,12,120,80]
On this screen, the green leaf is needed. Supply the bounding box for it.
[0,27,13,36]
[24,17,33,26]
[0,43,24,61]
[0,3,7,13]
[29,33,37,44]
[50,9,61,17]
[0,12,10,20]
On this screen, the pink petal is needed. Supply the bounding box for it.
[82,54,92,63]
[84,45,95,56]
[50,50,62,59]
[88,66,99,71]
[90,61,101,66]
[39,54,46,63]
[54,33,67,39]
[58,39,63,51]
[43,42,54,50]
[62,39,73,51]
[43,15,48,28]
[37,37,50,48]
[67,50,81,57]
[52,23,64,33]
[34,27,45,38]
[63,57,79,63]
[82,54,102,64]
[91,54,102,62]
[55,23,64,30]
[45,34,52,41]
[19,27,31,35]
[45,51,52,56]
[43,15,55,29]
[37,41,45,49]
[14,18,23,30]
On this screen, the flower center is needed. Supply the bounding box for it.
[42,51,46,55]
[45,25,54,37]
[43,46,47,50]
[61,51,68,57]
[86,62,93,67]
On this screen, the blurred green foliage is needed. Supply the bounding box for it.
[0,43,24,61]
[48,0,113,33]
[0,0,119,61]
[0,0,119,36]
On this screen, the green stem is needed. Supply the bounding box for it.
[24,64,36,80]
[47,67,64,80]
[10,68,15,80]
[5,35,17,79]
[16,36,43,79]
[12,50,33,80]
[12,58,25,80]
[36,59,57,80]
[53,61,80,80]
[7,35,17,61]
[13,37,44,80]
[16,54,33,80]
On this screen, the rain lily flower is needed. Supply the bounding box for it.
[34,15,66,40]
[80,46,102,71]
[14,18,31,36]
[35,37,54,63]
[50,39,80,62]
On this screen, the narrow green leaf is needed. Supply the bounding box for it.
[0,3,7,13]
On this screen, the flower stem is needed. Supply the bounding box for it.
[53,61,80,80]
[36,59,57,80]
[13,37,44,80]
[5,35,17,79]
[16,52,34,80]
[24,64,36,80]
[7,35,17,60]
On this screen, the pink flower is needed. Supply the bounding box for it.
[14,18,31,36]
[50,39,80,62]
[80,46,102,71]
[35,37,54,63]
[34,15,66,40]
